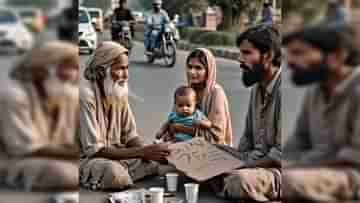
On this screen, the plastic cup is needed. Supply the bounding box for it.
[184,183,199,203]
[149,187,164,203]
[166,173,179,192]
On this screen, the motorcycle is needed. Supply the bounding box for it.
[111,20,133,55]
[145,24,177,68]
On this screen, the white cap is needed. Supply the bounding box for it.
[153,0,162,4]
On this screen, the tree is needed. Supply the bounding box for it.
[282,0,328,18]
[138,0,153,11]
[128,0,148,11]
[82,0,112,12]
[162,0,208,18]
[137,0,208,18]
[209,0,263,31]
[6,0,57,10]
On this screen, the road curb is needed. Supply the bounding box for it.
[176,41,240,61]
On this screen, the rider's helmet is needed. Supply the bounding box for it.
[153,0,163,4]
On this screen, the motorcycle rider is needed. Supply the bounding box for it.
[57,0,78,43]
[144,0,170,54]
[111,0,135,41]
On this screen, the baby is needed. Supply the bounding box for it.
[156,86,212,142]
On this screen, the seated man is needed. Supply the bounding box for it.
[211,25,282,202]
[80,41,171,191]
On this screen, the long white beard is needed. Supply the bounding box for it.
[103,72,128,104]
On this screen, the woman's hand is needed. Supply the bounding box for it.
[141,143,171,162]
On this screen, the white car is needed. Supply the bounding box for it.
[0,8,33,53]
[79,7,97,54]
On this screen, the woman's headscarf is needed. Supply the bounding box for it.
[187,48,217,108]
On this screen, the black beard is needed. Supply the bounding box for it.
[289,62,330,86]
[241,63,266,87]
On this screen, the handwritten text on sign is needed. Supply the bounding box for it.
[167,138,245,182]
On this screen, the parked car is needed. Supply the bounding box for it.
[17,8,45,33]
[87,7,104,33]
[0,8,34,54]
[79,7,97,54]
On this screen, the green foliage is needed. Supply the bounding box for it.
[282,0,328,17]
[179,27,208,39]
[139,0,209,18]
[207,0,264,31]
[6,0,57,9]
[196,31,236,46]
[138,0,153,11]
[180,27,236,46]
[82,0,112,12]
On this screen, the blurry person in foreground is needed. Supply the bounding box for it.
[80,41,170,191]
[0,41,80,191]
[283,23,360,202]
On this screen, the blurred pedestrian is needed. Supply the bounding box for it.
[0,41,79,191]
[326,0,351,24]
[261,2,273,24]
[283,23,360,202]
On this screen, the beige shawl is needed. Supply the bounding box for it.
[188,48,233,146]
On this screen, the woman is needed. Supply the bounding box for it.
[170,48,233,146]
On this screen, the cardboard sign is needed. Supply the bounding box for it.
[166,138,245,182]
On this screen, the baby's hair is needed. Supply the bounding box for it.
[174,86,196,103]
